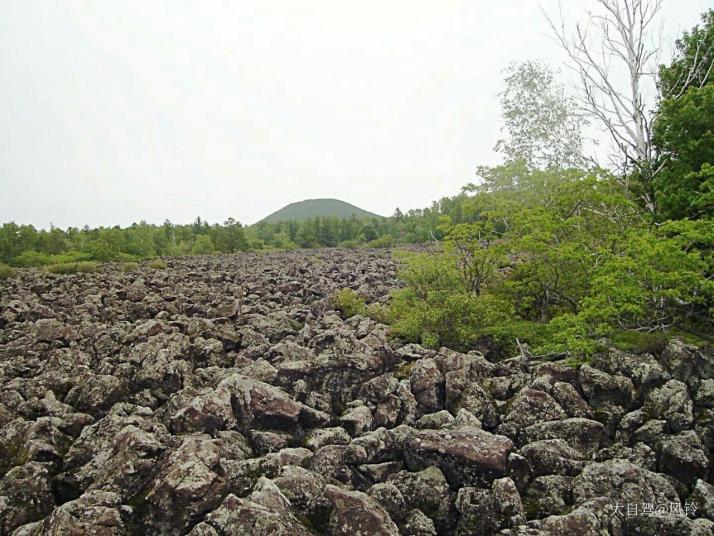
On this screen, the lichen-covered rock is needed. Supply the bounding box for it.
[409,358,444,414]
[400,508,437,536]
[523,474,573,518]
[578,364,636,409]
[187,481,312,536]
[521,418,604,456]
[137,435,227,534]
[689,479,714,521]
[643,379,694,433]
[657,431,710,485]
[324,484,400,536]
[37,490,132,536]
[519,439,587,477]
[502,388,567,430]
[388,466,455,533]
[404,427,514,487]
[0,462,54,534]
[572,458,680,508]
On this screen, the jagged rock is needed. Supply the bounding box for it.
[578,364,636,409]
[167,386,236,434]
[591,348,670,395]
[572,458,680,508]
[643,379,694,433]
[689,479,714,521]
[324,484,400,536]
[400,508,437,536]
[657,431,710,485]
[593,442,657,471]
[137,435,227,534]
[695,379,714,408]
[32,318,76,343]
[188,480,312,536]
[410,358,444,414]
[36,490,132,536]
[501,388,567,430]
[519,439,587,477]
[415,410,455,430]
[454,382,499,429]
[660,339,714,387]
[388,466,454,533]
[550,381,593,419]
[304,426,351,451]
[367,483,406,522]
[0,462,54,534]
[273,465,330,524]
[521,418,604,456]
[341,405,374,437]
[404,427,514,487]
[219,374,303,432]
[305,445,352,484]
[455,477,525,535]
[65,374,126,415]
[523,474,573,518]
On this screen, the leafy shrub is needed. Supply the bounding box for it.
[122,262,140,272]
[47,261,98,274]
[332,288,367,318]
[388,252,513,350]
[475,320,555,357]
[0,263,15,279]
[366,234,395,248]
[610,330,670,355]
[339,239,363,249]
[148,259,167,270]
[191,235,216,255]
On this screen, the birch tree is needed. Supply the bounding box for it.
[545,0,714,214]
[495,60,586,171]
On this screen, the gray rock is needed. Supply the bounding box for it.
[521,418,604,456]
[643,379,694,433]
[404,427,514,487]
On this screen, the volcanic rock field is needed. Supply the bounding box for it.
[0,248,712,535]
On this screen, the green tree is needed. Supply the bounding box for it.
[654,10,714,220]
[191,234,216,255]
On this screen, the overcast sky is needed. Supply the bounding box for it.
[1,0,710,229]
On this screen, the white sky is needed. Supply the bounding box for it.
[1,0,710,229]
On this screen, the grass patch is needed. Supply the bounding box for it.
[332,288,367,318]
[122,262,140,272]
[148,259,167,269]
[46,261,98,274]
[0,263,15,280]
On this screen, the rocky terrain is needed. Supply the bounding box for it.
[0,248,712,535]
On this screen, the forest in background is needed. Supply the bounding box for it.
[2,3,713,360]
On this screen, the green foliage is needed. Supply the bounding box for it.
[476,320,555,357]
[0,263,15,279]
[654,88,714,219]
[122,262,140,272]
[388,252,513,350]
[366,234,394,248]
[46,261,98,274]
[332,288,367,318]
[148,259,167,270]
[654,9,714,221]
[12,250,91,267]
[191,235,216,255]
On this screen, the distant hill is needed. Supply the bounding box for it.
[259,198,382,224]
